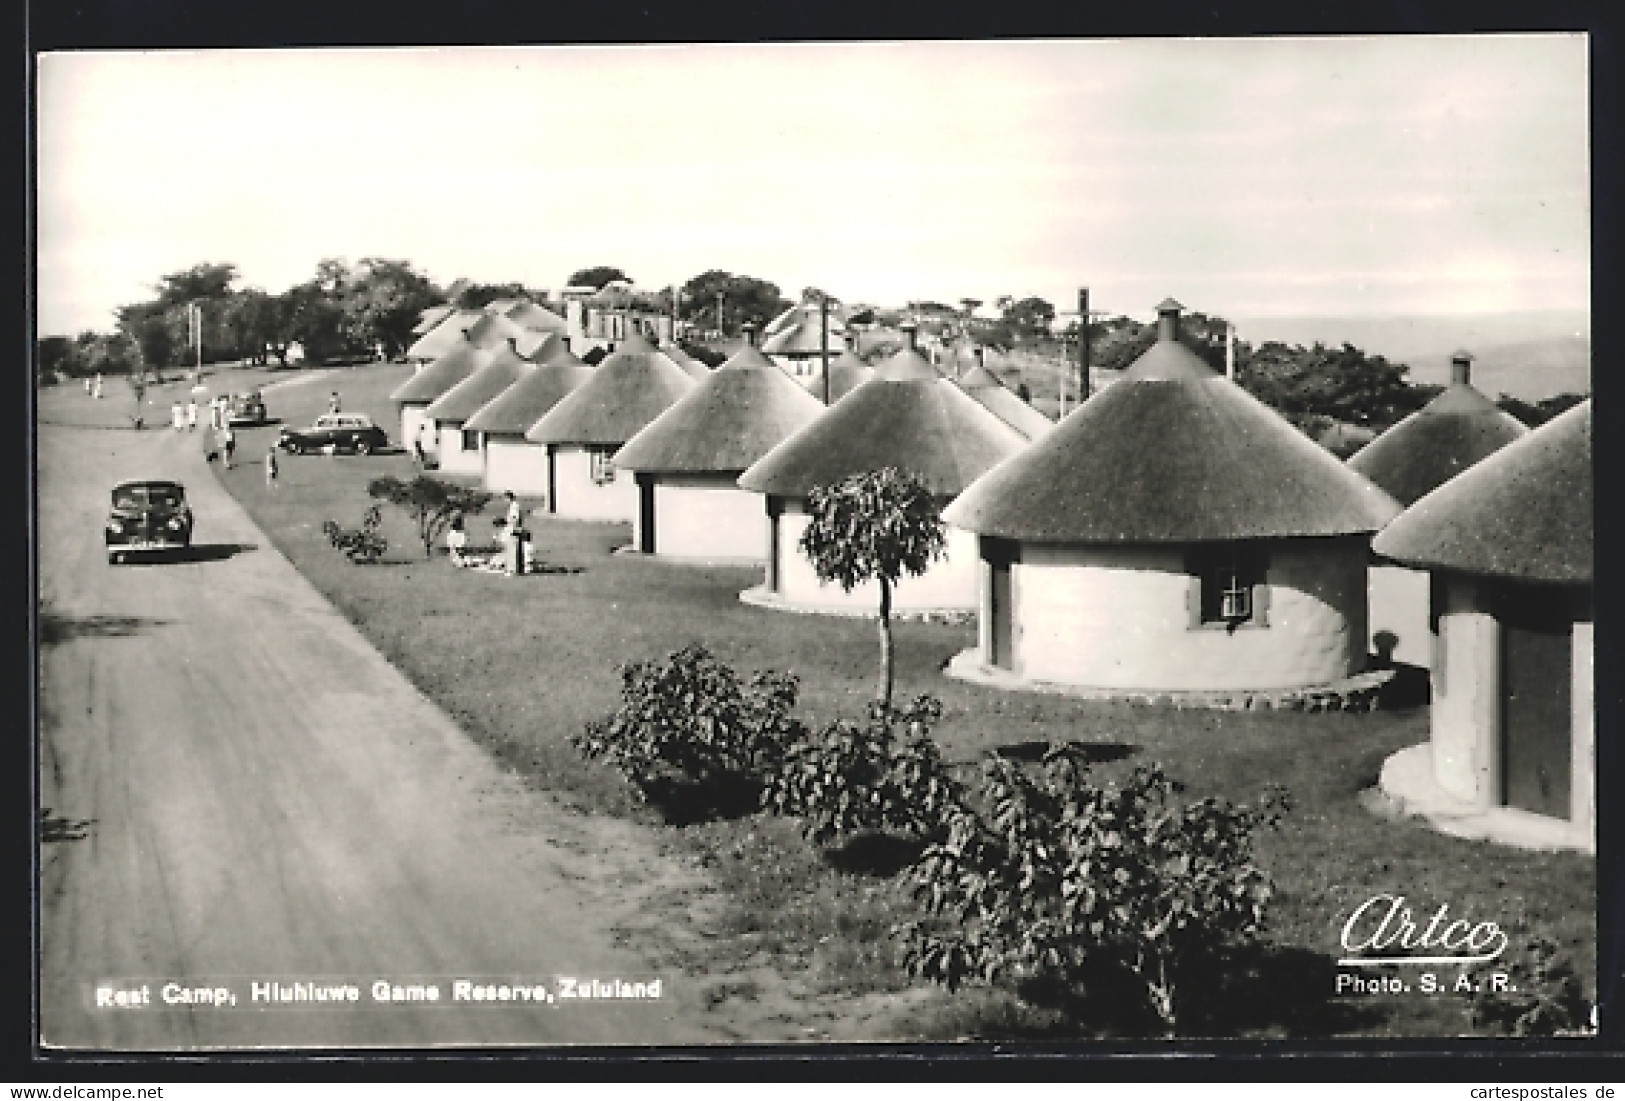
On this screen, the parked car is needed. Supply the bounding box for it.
[278,413,388,455]
[225,391,268,426]
[105,479,192,563]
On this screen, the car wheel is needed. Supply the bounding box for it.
[356,439,373,456]
[108,551,123,565]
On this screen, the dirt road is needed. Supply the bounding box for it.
[37,410,748,1050]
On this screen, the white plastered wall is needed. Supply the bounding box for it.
[1368,563,1431,667]
[650,476,767,561]
[483,438,552,498]
[1572,620,1594,839]
[770,498,979,611]
[997,539,1368,691]
[551,444,638,522]
[1429,575,1501,805]
[435,423,482,475]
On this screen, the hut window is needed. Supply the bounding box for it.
[1187,545,1270,629]
[461,429,478,452]
[590,447,617,485]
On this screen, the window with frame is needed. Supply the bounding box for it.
[1187,544,1270,629]
[461,429,479,452]
[590,447,617,485]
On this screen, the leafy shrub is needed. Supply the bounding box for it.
[322,504,387,564]
[764,695,962,848]
[1470,936,1593,1036]
[897,753,1290,1035]
[367,475,491,559]
[573,645,805,822]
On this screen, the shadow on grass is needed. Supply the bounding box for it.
[957,943,1389,1040]
[823,832,926,878]
[40,808,94,843]
[993,739,1139,765]
[642,773,764,828]
[39,612,170,645]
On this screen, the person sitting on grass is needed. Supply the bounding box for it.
[446,515,469,567]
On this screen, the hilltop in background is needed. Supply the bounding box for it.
[1233,310,1590,402]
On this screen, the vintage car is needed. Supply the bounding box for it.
[105,479,193,563]
[224,391,269,426]
[277,413,389,455]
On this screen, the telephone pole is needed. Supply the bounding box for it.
[820,295,831,406]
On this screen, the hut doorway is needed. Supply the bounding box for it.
[1499,589,1573,820]
[637,475,656,554]
[985,538,1017,671]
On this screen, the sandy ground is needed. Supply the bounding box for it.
[36,384,810,1051]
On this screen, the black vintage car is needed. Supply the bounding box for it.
[277,413,389,455]
[105,479,193,563]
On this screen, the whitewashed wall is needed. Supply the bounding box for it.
[650,476,767,561]
[552,444,637,521]
[771,499,979,612]
[400,404,432,457]
[435,423,482,475]
[991,539,1367,691]
[1369,563,1431,667]
[484,438,551,498]
[1572,620,1594,837]
[1429,575,1502,806]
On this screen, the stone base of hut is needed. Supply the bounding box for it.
[945,648,1393,712]
[1373,744,1595,854]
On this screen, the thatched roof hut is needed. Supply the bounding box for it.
[955,360,1052,440]
[526,332,695,447]
[1349,352,1529,506]
[405,308,484,360]
[464,341,593,437]
[800,347,876,405]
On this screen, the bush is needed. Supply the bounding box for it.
[1470,936,1593,1036]
[573,645,805,822]
[321,504,387,563]
[897,754,1290,1035]
[367,475,491,559]
[764,695,962,848]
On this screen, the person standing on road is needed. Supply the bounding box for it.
[221,425,237,469]
[329,391,342,415]
[413,425,428,468]
[84,377,92,396]
[265,444,279,488]
[92,373,103,400]
[186,398,198,430]
[171,402,185,430]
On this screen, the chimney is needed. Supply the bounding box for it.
[1451,350,1473,385]
[1155,298,1183,342]
[900,321,918,351]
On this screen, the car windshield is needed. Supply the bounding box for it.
[112,484,185,510]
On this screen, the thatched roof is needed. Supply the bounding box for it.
[463,346,594,436]
[944,308,1401,542]
[412,304,455,336]
[525,332,695,446]
[391,338,496,405]
[405,308,484,360]
[1372,401,1590,584]
[463,311,526,350]
[738,349,1029,499]
[1347,383,1528,505]
[801,349,876,404]
[504,300,568,333]
[956,362,1053,440]
[425,341,536,424]
[615,346,824,474]
[659,342,711,380]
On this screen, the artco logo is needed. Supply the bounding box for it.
[1339,893,1509,966]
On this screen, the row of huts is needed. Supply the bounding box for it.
[390,297,1593,851]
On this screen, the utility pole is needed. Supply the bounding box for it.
[1077,287,1092,405]
[1225,320,1236,381]
[716,291,725,338]
[820,295,831,406]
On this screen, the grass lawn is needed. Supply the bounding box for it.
[209,359,1596,1041]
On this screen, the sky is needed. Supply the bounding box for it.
[35,36,1589,337]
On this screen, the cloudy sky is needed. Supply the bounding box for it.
[36,35,1588,336]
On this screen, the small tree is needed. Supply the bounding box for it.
[799,468,946,710]
[367,475,491,559]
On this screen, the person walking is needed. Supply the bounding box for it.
[265,444,279,488]
[84,377,92,396]
[92,373,103,400]
[413,425,428,469]
[221,424,237,469]
[171,401,185,430]
[186,398,198,430]
[328,391,342,415]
